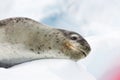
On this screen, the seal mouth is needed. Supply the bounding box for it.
[64,41,87,57]
[80,50,87,57]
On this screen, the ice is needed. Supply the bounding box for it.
[0,59,96,80]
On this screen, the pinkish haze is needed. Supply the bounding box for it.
[100,66,120,80]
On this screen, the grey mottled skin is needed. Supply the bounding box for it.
[0,17,91,68]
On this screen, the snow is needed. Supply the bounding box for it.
[0,0,120,80]
[0,59,96,80]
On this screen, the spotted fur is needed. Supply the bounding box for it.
[0,17,91,68]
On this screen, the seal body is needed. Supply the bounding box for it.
[0,17,91,68]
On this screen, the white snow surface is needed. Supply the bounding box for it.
[0,59,96,80]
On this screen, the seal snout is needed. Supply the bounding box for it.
[78,38,91,56]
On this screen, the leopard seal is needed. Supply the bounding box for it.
[0,17,91,68]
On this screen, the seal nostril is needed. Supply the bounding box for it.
[78,39,91,52]
[85,46,91,52]
[77,39,86,46]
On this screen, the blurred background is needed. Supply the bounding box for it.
[0,0,120,80]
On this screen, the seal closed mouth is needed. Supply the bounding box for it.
[64,41,88,57]
[80,50,87,57]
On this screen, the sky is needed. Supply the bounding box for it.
[0,0,120,80]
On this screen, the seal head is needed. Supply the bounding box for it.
[57,29,91,60]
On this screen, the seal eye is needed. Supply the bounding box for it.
[70,34,79,41]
